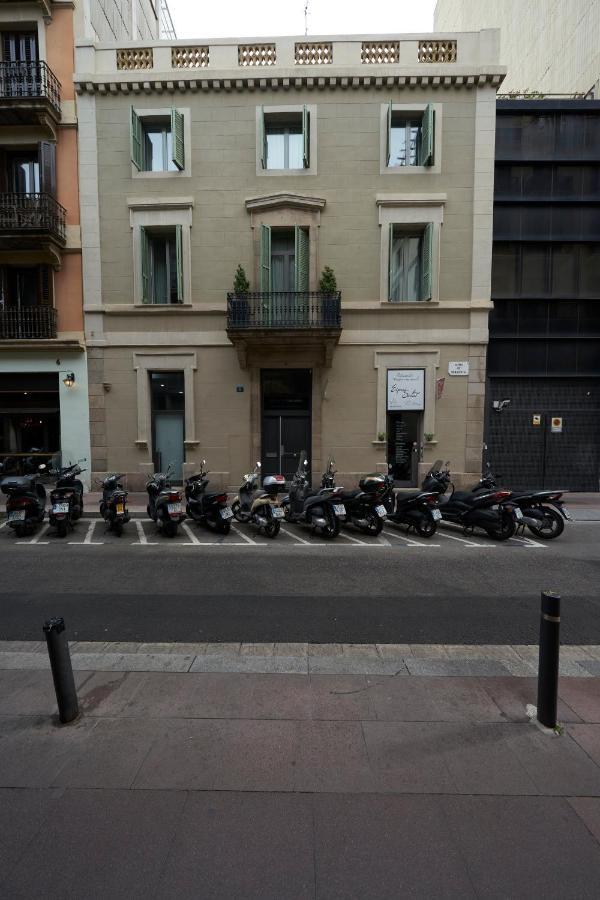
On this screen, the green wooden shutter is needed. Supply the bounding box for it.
[171,108,185,170]
[294,226,309,291]
[140,227,150,303]
[421,223,434,301]
[302,105,310,168]
[175,225,183,302]
[130,107,143,170]
[419,104,434,166]
[386,100,393,166]
[39,141,56,195]
[388,224,397,301]
[260,224,271,292]
[259,106,267,169]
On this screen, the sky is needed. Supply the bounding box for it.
[165,0,438,40]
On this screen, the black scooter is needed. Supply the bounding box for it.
[146,466,186,537]
[185,459,233,534]
[1,472,46,537]
[99,473,130,536]
[48,461,85,538]
[375,470,442,538]
[472,463,570,539]
[281,452,346,539]
[422,461,518,541]
[320,458,387,536]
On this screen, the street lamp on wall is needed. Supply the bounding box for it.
[62,372,75,388]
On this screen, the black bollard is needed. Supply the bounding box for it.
[43,617,79,724]
[537,591,560,729]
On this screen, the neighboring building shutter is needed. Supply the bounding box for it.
[388,224,397,301]
[422,223,433,300]
[302,105,310,168]
[130,107,143,170]
[38,141,56,195]
[294,226,309,292]
[259,106,267,169]
[171,108,185,170]
[419,104,434,166]
[39,266,51,306]
[260,223,271,291]
[175,225,183,302]
[386,100,393,166]
[140,227,150,303]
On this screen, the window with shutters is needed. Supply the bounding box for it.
[388,224,433,302]
[257,105,316,175]
[259,226,310,292]
[381,103,440,174]
[139,226,183,305]
[0,265,52,309]
[130,107,189,177]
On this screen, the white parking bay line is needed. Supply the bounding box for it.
[510,534,548,549]
[280,527,321,546]
[181,523,201,545]
[16,523,50,545]
[339,531,369,545]
[437,530,494,548]
[68,520,103,545]
[132,520,158,546]
[383,529,439,548]
[230,524,257,545]
[0,521,7,530]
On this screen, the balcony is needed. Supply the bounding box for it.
[0,60,61,125]
[227,291,342,367]
[0,306,57,340]
[0,193,67,254]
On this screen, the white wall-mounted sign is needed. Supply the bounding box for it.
[387,369,425,411]
[448,361,469,376]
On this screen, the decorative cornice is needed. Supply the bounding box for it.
[245,192,326,212]
[376,193,447,207]
[126,196,194,210]
[75,71,505,95]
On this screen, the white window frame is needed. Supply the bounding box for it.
[380,103,442,176]
[128,198,193,306]
[256,104,318,177]
[131,107,192,179]
[377,194,446,303]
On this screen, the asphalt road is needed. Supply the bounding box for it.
[1,517,599,645]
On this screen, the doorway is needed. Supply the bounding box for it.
[261,369,312,481]
[387,411,421,486]
[150,372,185,481]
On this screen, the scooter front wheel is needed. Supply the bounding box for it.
[231,501,249,523]
[361,513,383,536]
[485,512,515,541]
[319,513,340,539]
[56,520,68,538]
[415,514,437,538]
[112,520,123,537]
[264,520,280,538]
[163,521,178,538]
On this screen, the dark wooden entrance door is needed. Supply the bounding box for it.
[261,369,312,481]
[387,411,421,486]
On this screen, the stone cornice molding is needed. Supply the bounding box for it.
[245,192,326,213]
[127,197,194,210]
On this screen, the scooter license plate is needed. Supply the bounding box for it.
[167,503,182,515]
[375,505,387,518]
[432,509,442,521]
[8,510,26,521]
[220,507,233,519]
[514,508,523,520]
[333,504,346,517]
[116,503,125,515]
[53,503,69,514]
[562,507,572,520]
[272,508,285,519]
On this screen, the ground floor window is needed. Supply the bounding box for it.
[387,411,422,485]
[150,371,185,481]
[0,372,59,473]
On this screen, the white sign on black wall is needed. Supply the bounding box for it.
[387,369,425,411]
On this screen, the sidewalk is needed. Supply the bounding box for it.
[1,648,600,897]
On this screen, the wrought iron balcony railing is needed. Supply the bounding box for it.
[227,292,341,329]
[0,60,61,115]
[0,193,66,243]
[0,306,57,339]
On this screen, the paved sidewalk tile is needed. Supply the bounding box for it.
[308,657,407,677]
[405,658,512,677]
[0,716,93,788]
[569,797,600,845]
[293,721,375,792]
[361,722,457,794]
[189,654,307,675]
[559,678,600,723]
[0,641,44,653]
[342,644,381,659]
[0,788,54,873]
[0,652,50,670]
[137,643,174,654]
[0,669,91,717]
[569,724,600,768]
[376,643,412,659]
[274,642,308,657]
[482,677,582,724]
[445,644,521,661]
[308,644,344,657]
[204,642,241,656]
[510,728,600,796]
[409,644,450,658]
[167,643,209,655]
[240,643,275,656]
[368,676,504,723]
[309,675,378,722]
[79,671,147,716]
[71,652,194,673]
[581,660,600,676]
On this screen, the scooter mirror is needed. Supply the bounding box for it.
[38,463,47,473]
[257,461,261,468]
[303,460,308,467]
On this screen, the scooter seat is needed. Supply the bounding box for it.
[339,489,362,501]
[397,491,424,503]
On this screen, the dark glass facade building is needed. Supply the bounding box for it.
[486,101,600,490]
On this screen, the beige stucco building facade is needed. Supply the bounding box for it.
[435,0,599,96]
[76,31,505,490]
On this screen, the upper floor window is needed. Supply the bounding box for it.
[140,226,183,304]
[0,264,51,309]
[1,142,55,195]
[386,102,434,168]
[259,224,309,291]
[260,107,310,170]
[2,31,38,63]
[389,224,433,302]
[131,107,185,173]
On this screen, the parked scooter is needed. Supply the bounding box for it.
[320,458,387,536]
[185,460,233,534]
[281,452,346,539]
[375,469,442,537]
[47,461,86,538]
[98,473,130,536]
[231,462,286,537]
[146,466,186,537]
[421,460,518,541]
[472,462,570,539]
[1,472,46,537]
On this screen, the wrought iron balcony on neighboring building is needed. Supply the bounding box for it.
[0,60,61,121]
[0,306,57,340]
[0,193,67,245]
[227,292,342,330]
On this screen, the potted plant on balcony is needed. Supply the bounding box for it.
[319,266,338,326]
[231,264,250,326]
